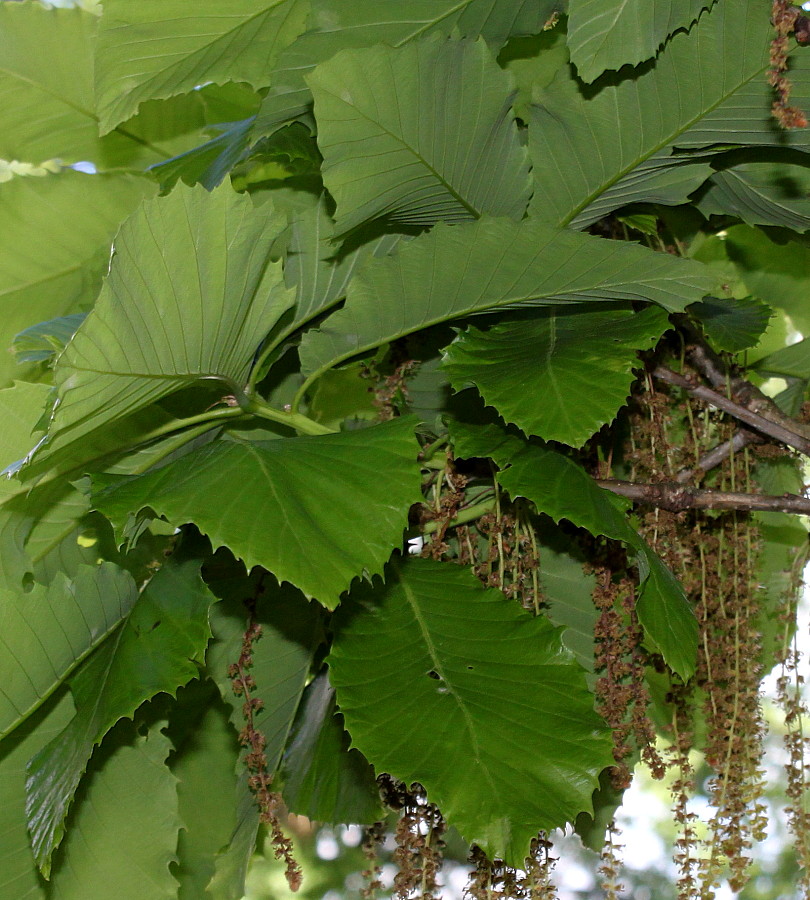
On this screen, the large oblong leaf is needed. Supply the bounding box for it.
[200,566,321,897]
[695,159,810,232]
[205,562,322,771]
[253,0,563,137]
[755,336,810,379]
[329,556,613,866]
[25,551,215,875]
[0,564,137,741]
[307,37,532,233]
[281,192,404,339]
[281,669,382,825]
[0,2,200,168]
[94,0,308,134]
[0,692,75,900]
[529,0,810,229]
[449,420,698,681]
[93,418,422,607]
[0,172,153,387]
[167,686,240,900]
[567,0,712,83]
[443,306,670,446]
[299,217,715,379]
[0,383,97,590]
[690,295,772,353]
[48,723,180,900]
[31,185,295,474]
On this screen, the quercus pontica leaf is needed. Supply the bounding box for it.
[443,305,671,446]
[328,556,613,866]
[450,419,698,681]
[529,0,810,229]
[94,0,308,134]
[299,217,715,380]
[0,172,153,387]
[253,0,564,136]
[308,37,532,233]
[27,184,295,477]
[93,418,422,607]
[25,550,214,875]
[567,0,714,83]
[0,2,208,169]
[0,564,137,742]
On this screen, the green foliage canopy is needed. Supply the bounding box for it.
[0,1,809,897]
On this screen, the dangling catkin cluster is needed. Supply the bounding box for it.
[775,571,810,895]
[770,0,809,128]
[378,776,446,900]
[228,612,302,891]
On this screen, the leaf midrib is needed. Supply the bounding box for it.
[99,0,289,123]
[0,65,176,162]
[399,573,497,792]
[316,82,483,222]
[561,48,774,227]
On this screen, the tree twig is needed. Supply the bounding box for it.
[653,366,810,457]
[597,478,810,516]
[675,430,763,484]
[687,342,810,442]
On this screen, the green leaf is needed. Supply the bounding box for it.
[25,550,215,875]
[443,306,670,446]
[205,562,321,769]
[449,421,698,681]
[254,0,563,136]
[690,295,772,353]
[0,691,75,900]
[0,171,153,387]
[528,0,809,229]
[0,2,209,168]
[537,534,597,677]
[616,213,661,236]
[94,418,422,607]
[755,336,810,379]
[499,29,570,122]
[94,0,309,134]
[496,447,697,681]
[12,314,87,366]
[0,383,89,589]
[206,774,261,900]
[695,159,810,232]
[281,193,404,337]
[751,458,809,670]
[495,445,633,541]
[282,669,382,824]
[299,218,714,380]
[329,556,613,866]
[30,184,295,474]
[0,382,52,478]
[307,37,532,233]
[148,119,256,192]
[165,683,240,900]
[724,225,810,335]
[0,563,138,741]
[308,364,379,430]
[48,721,180,900]
[567,0,713,83]
[28,492,93,563]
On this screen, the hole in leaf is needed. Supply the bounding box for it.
[427,670,440,680]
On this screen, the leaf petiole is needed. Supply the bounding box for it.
[245,398,335,436]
